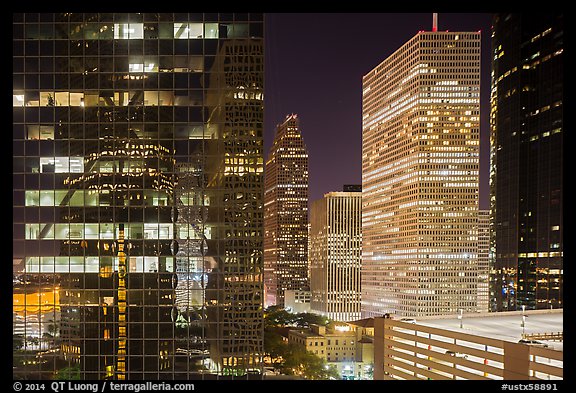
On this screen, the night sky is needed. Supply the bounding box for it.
[264,13,493,209]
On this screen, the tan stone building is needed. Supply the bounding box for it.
[309,188,362,322]
[288,323,374,380]
[362,28,481,317]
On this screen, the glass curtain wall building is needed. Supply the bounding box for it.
[489,14,563,312]
[13,12,264,380]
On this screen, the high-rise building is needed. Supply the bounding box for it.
[263,114,309,307]
[13,12,264,379]
[309,187,362,322]
[477,210,490,312]
[361,24,481,317]
[489,14,563,312]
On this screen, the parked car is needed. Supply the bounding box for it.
[518,339,549,348]
[400,318,417,324]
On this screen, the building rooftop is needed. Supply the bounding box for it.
[347,318,374,328]
[405,309,563,351]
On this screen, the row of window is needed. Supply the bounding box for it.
[15,22,256,40]
[14,13,263,22]
[14,88,262,108]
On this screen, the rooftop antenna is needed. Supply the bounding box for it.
[432,13,438,32]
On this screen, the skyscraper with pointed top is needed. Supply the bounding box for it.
[264,114,309,308]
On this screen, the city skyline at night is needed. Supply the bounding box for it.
[264,13,492,208]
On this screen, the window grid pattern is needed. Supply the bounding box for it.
[13,12,264,380]
[361,31,481,318]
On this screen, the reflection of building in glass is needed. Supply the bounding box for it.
[361,27,481,317]
[489,14,563,312]
[264,114,309,308]
[13,13,264,380]
[309,187,362,322]
[174,162,208,313]
[204,38,265,375]
[59,271,174,379]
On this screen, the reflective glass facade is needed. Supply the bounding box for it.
[489,14,563,312]
[13,12,264,379]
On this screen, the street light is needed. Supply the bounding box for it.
[458,309,463,329]
[521,305,526,336]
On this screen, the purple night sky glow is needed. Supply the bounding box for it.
[264,13,493,209]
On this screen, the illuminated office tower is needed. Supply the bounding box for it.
[361,25,481,317]
[264,114,309,307]
[309,187,362,322]
[477,210,490,312]
[13,12,264,379]
[490,14,563,312]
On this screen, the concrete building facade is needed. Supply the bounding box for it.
[362,29,481,317]
[309,188,362,322]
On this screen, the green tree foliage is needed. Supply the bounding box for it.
[281,344,339,380]
[264,306,329,328]
[55,366,80,380]
[264,306,297,327]
[264,328,286,366]
[295,312,329,328]
[263,307,338,379]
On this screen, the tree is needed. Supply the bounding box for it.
[13,335,24,351]
[295,312,328,328]
[55,366,80,380]
[27,336,39,347]
[264,328,287,370]
[264,307,297,327]
[263,306,338,379]
[364,363,374,380]
[47,322,59,337]
[280,344,339,380]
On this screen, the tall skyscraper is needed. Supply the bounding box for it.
[477,210,490,312]
[263,114,309,308]
[13,12,264,379]
[361,25,481,317]
[309,186,362,322]
[490,14,563,312]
